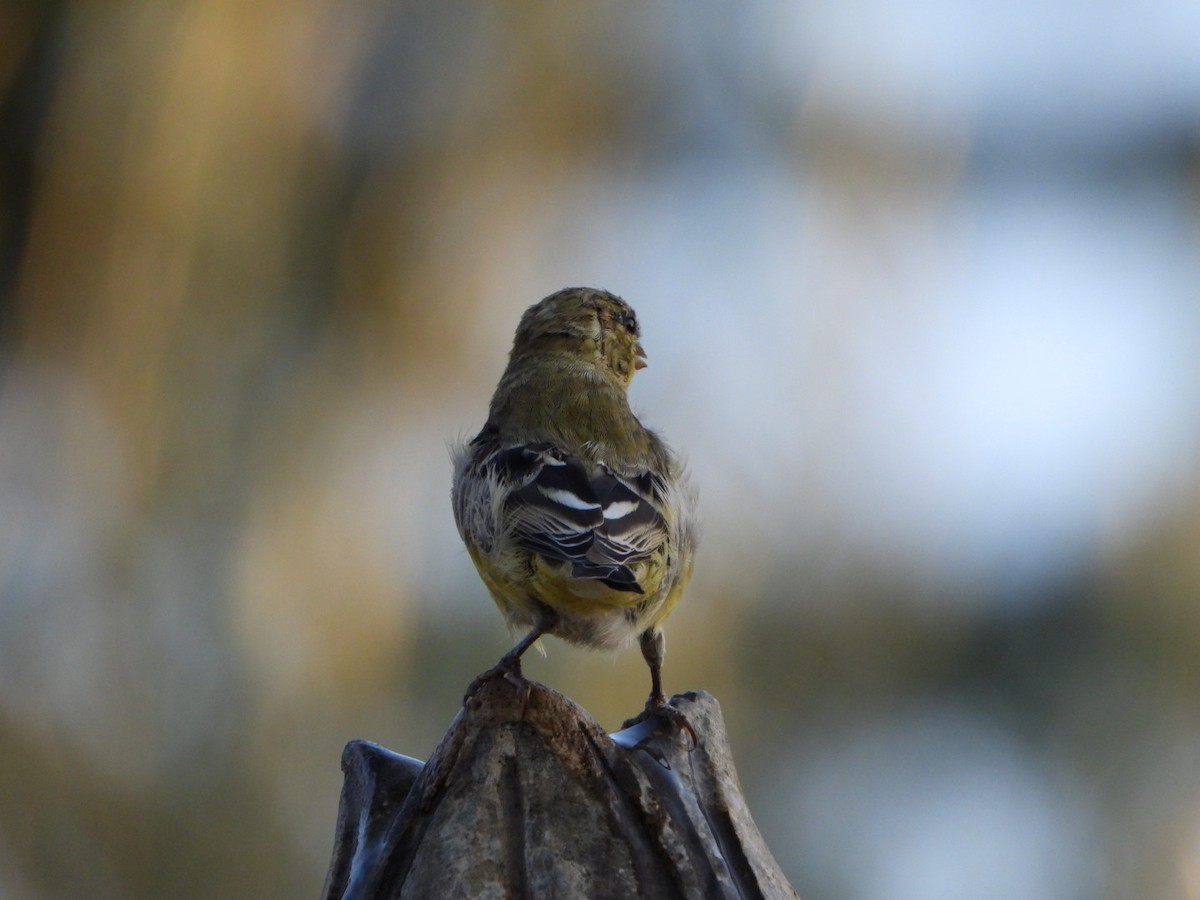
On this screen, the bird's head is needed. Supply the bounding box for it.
[510,287,648,386]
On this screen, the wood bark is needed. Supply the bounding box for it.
[321,679,799,899]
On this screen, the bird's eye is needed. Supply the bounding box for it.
[620,311,638,334]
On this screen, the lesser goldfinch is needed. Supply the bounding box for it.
[452,287,698,730]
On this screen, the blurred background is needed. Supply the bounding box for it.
[1,1,1199,897]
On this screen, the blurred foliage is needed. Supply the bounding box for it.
[1,2,1199,899]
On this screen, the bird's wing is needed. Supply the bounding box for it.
[489,444,668,593]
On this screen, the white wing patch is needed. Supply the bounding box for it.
[538,486,601,511]
[602,499,640,520]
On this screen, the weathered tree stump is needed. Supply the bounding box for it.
[321,679,799,899]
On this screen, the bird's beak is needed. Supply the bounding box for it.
[634,343,648,369]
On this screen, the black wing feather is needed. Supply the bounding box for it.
[486,443,667,593]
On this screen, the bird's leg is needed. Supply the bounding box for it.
[464,606,558,704]
[642,627,667,709]
[621,628,697,746]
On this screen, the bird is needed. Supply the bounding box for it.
[451,286,698,733]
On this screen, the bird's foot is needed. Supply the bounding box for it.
[463,655,529,709]
[621,691,698,748]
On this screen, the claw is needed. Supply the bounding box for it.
[463,657,525,706]
[621,693,698,749]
